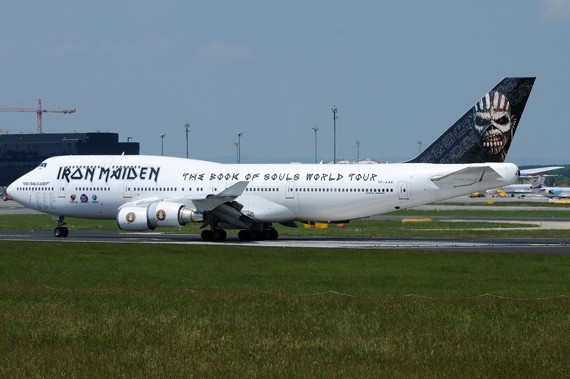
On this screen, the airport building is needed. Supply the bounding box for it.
[0,132,139,187]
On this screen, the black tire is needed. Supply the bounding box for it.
[267,228,278,240]
[250,230,262,241]
[238,230,250,241]
[54,227,63,238]
[213,229,227,242]
[201,229,214,241]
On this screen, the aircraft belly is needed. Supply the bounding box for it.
[51,198,116,219]
[241,196,295,223]
[293,194,396,221]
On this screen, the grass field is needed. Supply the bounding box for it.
[1,242,569,377]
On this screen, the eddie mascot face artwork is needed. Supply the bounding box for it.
[473,90,516,162]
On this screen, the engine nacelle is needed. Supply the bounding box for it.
[117,206,154,231]
[117,202,204,231]
[147,201,203,227]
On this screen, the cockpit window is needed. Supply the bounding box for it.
[37,162,47,168]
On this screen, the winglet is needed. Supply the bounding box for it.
[409,77,535,164]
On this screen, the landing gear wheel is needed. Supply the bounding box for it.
[249,230,262,241]
[54,216,68,238]
[238,230,250,241]
[54,226,69,238]
[265,228,278,240]
[201,229,214,241]
[213,229,227,242]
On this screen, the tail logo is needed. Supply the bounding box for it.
[474,90,515,161]
[409,77,535,164]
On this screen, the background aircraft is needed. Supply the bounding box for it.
[530,173,570,199]
[486,166,562,197]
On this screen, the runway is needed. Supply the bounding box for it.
[1,230,569,254]
[1,199,570,253]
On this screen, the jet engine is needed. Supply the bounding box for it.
[117,201,204,231]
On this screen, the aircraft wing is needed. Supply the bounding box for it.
[192,181,249,211]
[119,181,252,229]
[193,181,251,229]
[120,181,249,212]
[430,166,502,187]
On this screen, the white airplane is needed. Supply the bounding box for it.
[530,173,570,199]
[7,77,535,241]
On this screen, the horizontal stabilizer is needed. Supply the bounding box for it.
[520,166,563,176]
[431,166,501,187]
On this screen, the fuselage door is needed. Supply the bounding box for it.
[58,181,66,198]
[286,181,295,199]
[123,181,132,198]
[398,182,410,200]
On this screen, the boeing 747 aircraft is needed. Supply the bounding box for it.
[7,77,535,241]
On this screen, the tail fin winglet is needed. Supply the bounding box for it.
[409,77,535,164]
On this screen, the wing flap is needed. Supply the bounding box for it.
[194,181,249,211]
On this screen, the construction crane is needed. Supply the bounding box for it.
[0,98,76,133]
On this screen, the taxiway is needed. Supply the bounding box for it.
[1,198,569,253]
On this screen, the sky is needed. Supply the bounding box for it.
[1,0,570,164]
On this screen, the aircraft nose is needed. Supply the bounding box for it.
[6,181,17,200]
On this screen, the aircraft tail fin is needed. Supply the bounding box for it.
[408,77,535,164]
[529,174,546,189]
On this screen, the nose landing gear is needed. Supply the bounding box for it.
[53,216,69,238]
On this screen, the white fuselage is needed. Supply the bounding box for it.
[534,186,570,199]
[8,155,518,224]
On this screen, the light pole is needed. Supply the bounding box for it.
[331,106,338,163]
[237,132,243,164]
[184,122,191,158]
[312,125,319,163]
[356,140,360,163]
[417,140,422,154]
[127,136,133,143]
[160,133,166,156]
[234,141,239,163]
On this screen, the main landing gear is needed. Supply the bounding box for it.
[200,228,227,242]
[199,226,279,242]
[53,216,69,238]
[238,227,278,241]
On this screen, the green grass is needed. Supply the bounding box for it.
[1,242,569,377]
